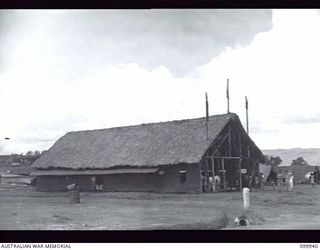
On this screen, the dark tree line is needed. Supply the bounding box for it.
[264,155,309,167]
[291,157,308,166]
[264,155,283,167]
[11,150,45,165]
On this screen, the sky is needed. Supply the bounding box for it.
[0,9,319,154]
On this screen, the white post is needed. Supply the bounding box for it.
[243,187,250,211]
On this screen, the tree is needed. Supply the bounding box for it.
[291,157,308,166]
[34,150,41,156]
[26,151,34,156]
[25,150,41,164]
[264,155,283,167]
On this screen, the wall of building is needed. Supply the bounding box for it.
[35,163,201,193]
[101,173,160,192]
[157,163,201,193]
[35,175,94,192]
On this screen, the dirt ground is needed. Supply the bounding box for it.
[0,183,319,230]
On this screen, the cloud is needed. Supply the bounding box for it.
[281,115,320,125]
[0,63,206,153]
[2,10,320,153]
[195,10,320,149]
[0,9,273,154]
[250,126,279,135]
[0,10,272,78]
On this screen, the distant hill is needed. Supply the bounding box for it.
[262,148,320,166]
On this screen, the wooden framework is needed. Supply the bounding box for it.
[200,118,263,192]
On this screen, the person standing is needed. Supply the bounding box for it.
[260,173,265,191]
[214,175,221,192]
[201,175,205,193]
[288,172,294,191]
[310,173,315,188]
[212,176,216,192]
[254,175,259,191]
[201,175,208,193]
[208,176,214,192]
[271,179,276,190]
[91,176,97,191]
[244,174,250,188]
[96,176,103,191]
[277,170,283,190]
[285,171,290,191]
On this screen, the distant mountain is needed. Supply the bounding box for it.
[262,148,320,166]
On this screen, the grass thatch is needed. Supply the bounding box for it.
[33,113,256,170]
[31,168,159,176]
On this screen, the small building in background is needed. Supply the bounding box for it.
[270,165,320,184]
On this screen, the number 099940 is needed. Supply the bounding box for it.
[300,244,318,248]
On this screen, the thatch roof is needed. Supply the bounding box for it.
[31,168,159,176]
[32,113,262,170]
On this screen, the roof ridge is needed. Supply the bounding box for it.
[68,113,237,134]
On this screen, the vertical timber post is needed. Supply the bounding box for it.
[205,156,209,181]
[199,163,203,193]
[212,157,215,178]
[227,79,230,114]
[222,159,226,192]
[245,96,249,134]
[239,133,243,191]
[227,122,232,193]
[205,92,209,142]
[228,122,232,157]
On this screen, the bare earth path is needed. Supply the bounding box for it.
[0,183,319,230]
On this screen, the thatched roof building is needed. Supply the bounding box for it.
[32,113,264,193]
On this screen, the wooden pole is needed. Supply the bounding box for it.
[239,159,242,191]
[210,133,229,157]
[205,92,209,142]
[239,133,243,191]
[228,122,232,157]
[222,159,226,191]
[199,163,203,193]
[245,96,249,134]
[212,157,215,177]
[227,122,232,192]
[204,157,209,192]
[227,79,230,114]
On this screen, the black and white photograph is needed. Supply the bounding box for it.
[0,9,320,233]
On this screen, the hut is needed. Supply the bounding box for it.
[31,113,264,193]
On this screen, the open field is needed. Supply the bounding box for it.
[0,183,319,230]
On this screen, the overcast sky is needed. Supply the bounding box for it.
[0,9,319,154]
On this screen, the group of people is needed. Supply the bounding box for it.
[201,170,320,193]
[274,171,295,191]
[202,173,266,192]
[91,176,104,191]
[201,175,221,193]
